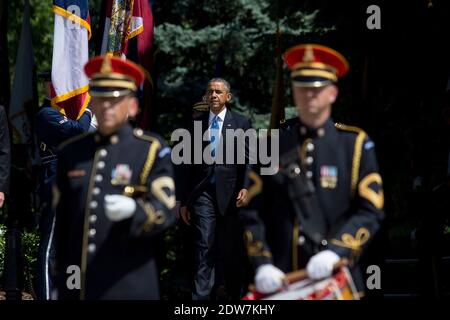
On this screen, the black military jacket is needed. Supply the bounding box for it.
[240,119,385,289]
[54,123,176,299]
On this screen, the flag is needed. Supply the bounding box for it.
[100,0,153,59]
[100,0,154,129]
[269,28,285,130]
[51,0,91,120]
[8,0,37,145]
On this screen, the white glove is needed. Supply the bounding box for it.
[306,250,340,280]
[104,194,136,222]
[255,264,285,294]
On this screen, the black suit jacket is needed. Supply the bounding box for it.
[180,108,253,215]
[0,105,10,194]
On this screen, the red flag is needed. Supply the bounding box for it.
[100,0,154,129]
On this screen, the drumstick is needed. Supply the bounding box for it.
[247,258,349,292]
[285,259,348,284]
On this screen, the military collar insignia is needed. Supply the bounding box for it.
[300,126,308,136]
[299,125,326,138]
[110,135,119,145]
[317,128,325,137]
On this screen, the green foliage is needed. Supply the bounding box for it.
[153,0,334,132]
[0,224,39,292]
[6,0,332,128]
[22,229,40,276]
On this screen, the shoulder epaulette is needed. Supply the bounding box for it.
[58,132,93,151]
[134,128,162,185]
[335,122,365,135]
[335,123,368,197]
[133,128,161,147]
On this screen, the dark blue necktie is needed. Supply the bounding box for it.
[210,115,220,157]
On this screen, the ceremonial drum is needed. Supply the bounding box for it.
[243,266,360,300]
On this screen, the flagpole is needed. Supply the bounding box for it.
[269,25,285,130]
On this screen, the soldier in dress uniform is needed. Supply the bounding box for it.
[53,55,176,300]
[240,44,385,296]
[34,70,94,300]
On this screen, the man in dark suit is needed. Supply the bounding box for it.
[53,55,176,299]
[179,78,252,300]
[0,105,10,209]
